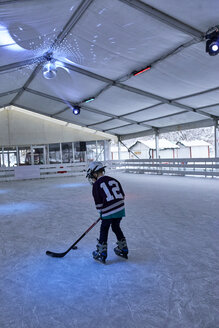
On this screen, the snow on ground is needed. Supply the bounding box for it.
[0,173,218,328]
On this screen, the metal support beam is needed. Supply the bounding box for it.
[12,86,217,141]
[51,0,94,48]
[10,65,43,104]
[0,0,30,4]
[118,141,121,160]
[15,85,219,131]
[120,118,214,141]
[55,59,113,84]
[24,88,154,129]
[0,57,43,73]
[0,89,23,97]
[116,83,217,120]
[119,0,203,39]
[119,139,139,159]
[155,130,159,159]
[25,85,216,132]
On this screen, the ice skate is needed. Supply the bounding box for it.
[114,238,128,259]
[93,241,107,263]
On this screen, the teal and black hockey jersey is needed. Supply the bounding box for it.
[92,175,125,219]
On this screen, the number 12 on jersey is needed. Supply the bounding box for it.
[100,181,123,202]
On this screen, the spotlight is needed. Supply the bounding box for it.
[72,106,80,115]
[206,25,219,56]
[43,61,57,79]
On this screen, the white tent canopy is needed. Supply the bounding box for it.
[0,0,219,141]
[0,106,116,146]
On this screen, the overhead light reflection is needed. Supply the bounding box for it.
[0,24,25,51]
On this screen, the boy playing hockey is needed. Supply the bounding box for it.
[86,161,128,263]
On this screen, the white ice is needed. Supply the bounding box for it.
[0,173,218,328]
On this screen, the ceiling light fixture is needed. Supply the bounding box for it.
[85,97,95,103]
[43,61,57,79]
[206,25,219,56]
[72,106,80,115]
[133,66,151,76]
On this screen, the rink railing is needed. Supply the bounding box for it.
[107,158,219,178]
[1,158,219,181]
[0,162,87,181]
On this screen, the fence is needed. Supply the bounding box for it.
[108,158,219,178]
[0,163,87,182]
[1,158,219,182]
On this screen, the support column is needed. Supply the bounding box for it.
[16,146,20,166]
[2,147,5,167]
[104,140,110,161]
[72,142,75,162]
[118,141,121,160]
[30,145,34,165]
[214,120,219,158]
[95,140,98,160]
[7,150,10,167]
[155,130,159,159]
[60,143,63,163]
[45,145,49,164]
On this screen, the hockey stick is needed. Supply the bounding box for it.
[46,217,101,258]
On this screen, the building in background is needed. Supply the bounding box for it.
[176,140,211,158]
[110,145,130,160]
[129,139,179,159]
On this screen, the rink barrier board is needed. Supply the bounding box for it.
[0,158,219,181]
[0,163,87,181]
[107,158,219,178]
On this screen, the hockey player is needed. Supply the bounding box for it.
[86,161,128,263]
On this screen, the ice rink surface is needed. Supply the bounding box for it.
[0,172,218,328]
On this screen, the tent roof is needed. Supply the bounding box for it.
[0,0,219,141]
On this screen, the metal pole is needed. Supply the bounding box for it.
[118,141,121,160]
[214,120,219,158]
[72,142,75,162]
[16,146,19,166]
[30,145,34,165]
[155,130,159,159]
[7,149,10,167]
[2,147,5,167]
[104,140,111,161]
[60,143,63,163]
[119,139,140,159]
[96,140,98,160]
